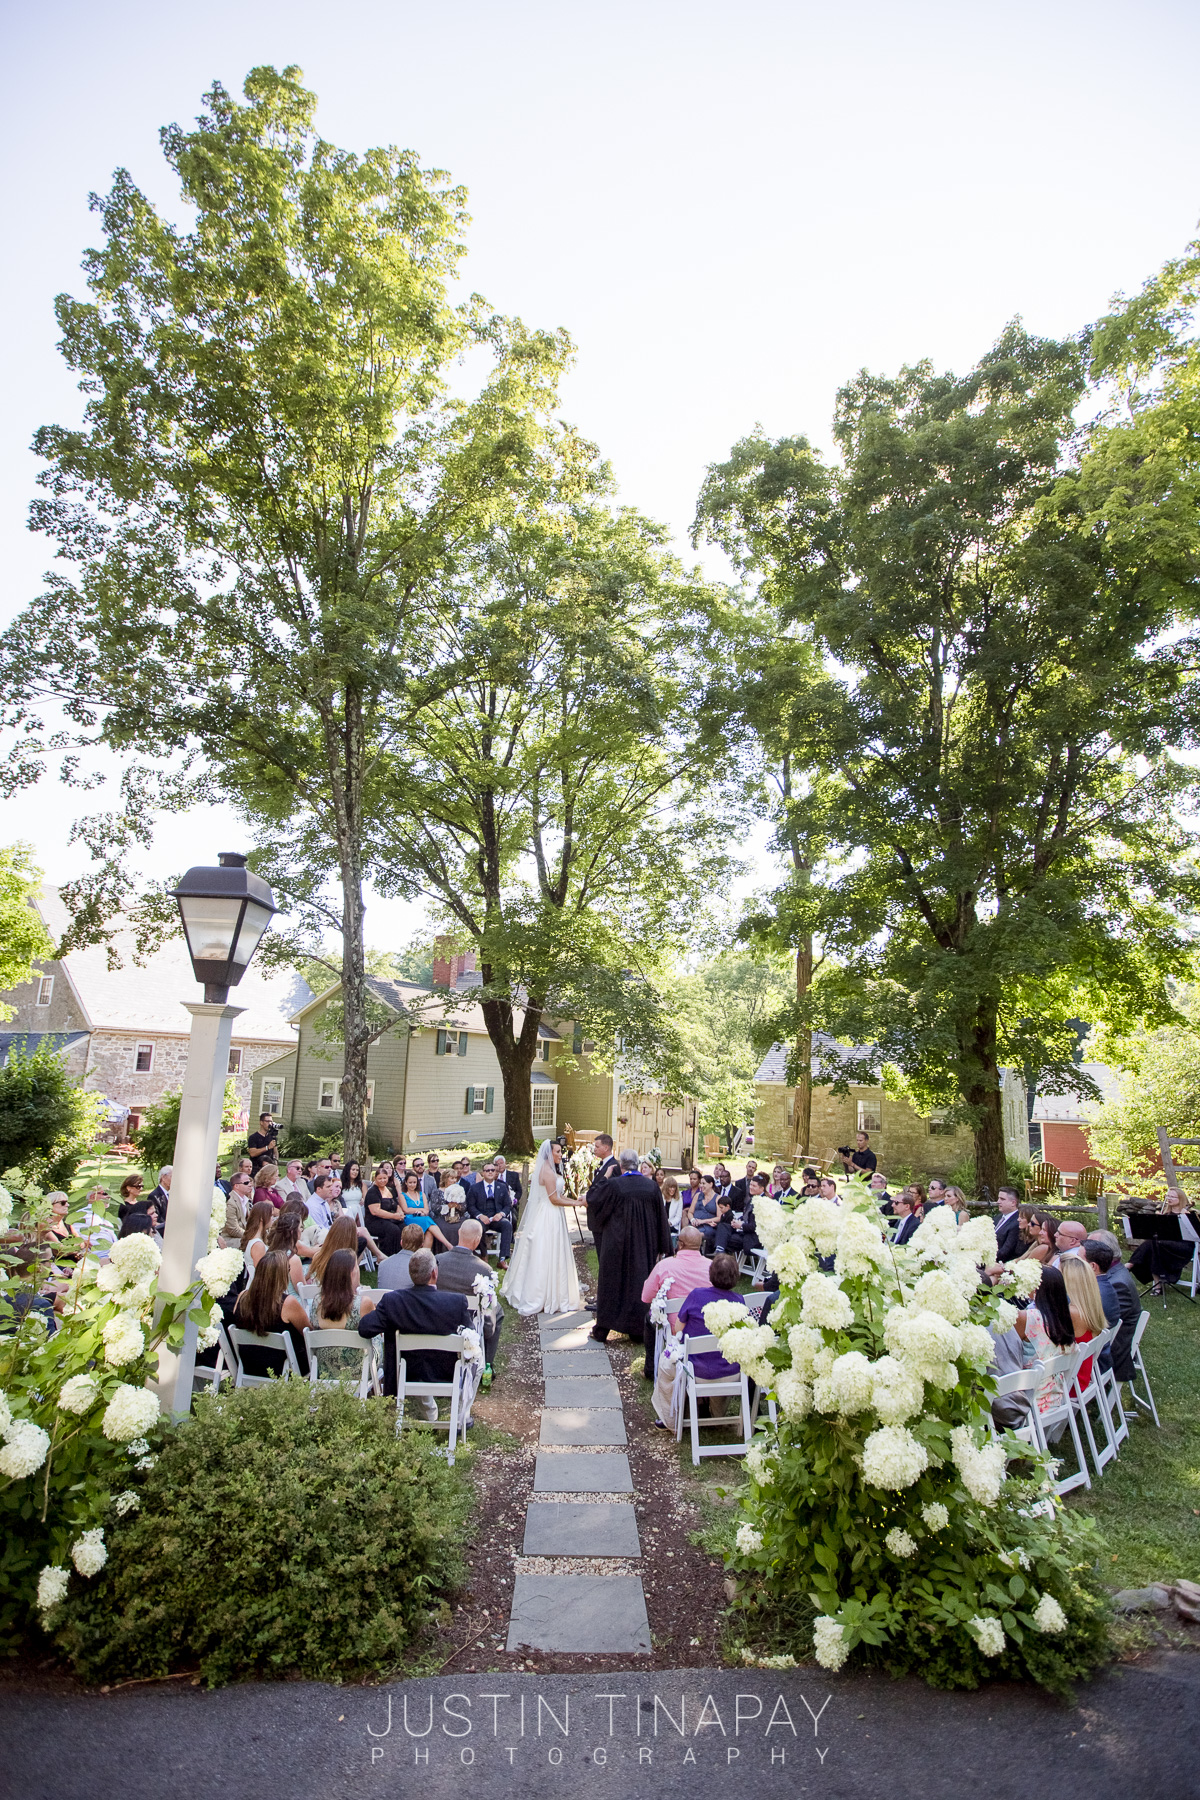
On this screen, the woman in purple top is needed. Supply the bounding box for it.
[677,1254,746,1377]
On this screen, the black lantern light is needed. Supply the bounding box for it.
[171,852,277,1003]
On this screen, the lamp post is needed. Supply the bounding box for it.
[156,852,276,1416]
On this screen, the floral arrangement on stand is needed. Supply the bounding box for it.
[564,1143,598,1202]
[705,1177,1109,1693]
[0,1172,221,1648]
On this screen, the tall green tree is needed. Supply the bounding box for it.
[674,949,793,1152]
[0,846,55,1019]
[0,67,571,1165]
[696,323,1200,1199]
[375,485,730,1153]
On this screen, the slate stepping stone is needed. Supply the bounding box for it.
[542,1348,611,1378]
[507,1573,651,1652]
[522,1501,642,1556]
[540,1309,593,1334]
[539,1408,627,1446]
[543,1376,621,1409]
[533,1451,633,1493]
[537,1323,594,1352]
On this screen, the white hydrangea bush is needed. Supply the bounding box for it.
[705,1178,1109,1692]
[0,1173,221,1639]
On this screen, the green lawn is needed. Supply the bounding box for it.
[1063,1295,1200,1587]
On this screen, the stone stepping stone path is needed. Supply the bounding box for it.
[506,1308,652,1656]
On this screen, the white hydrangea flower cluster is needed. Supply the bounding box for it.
[197,1325,220,1352]
[957,1322,999,1370]
[773,1370,812,1418]
[1004,1258,1043,1299]
[101,1384,161,1443]
[70,1528,107,1577]
[752,1193,789,1251]
[993,1298,1019,1331]
[860,1424,930,1489]
[0,1181,14,1229]
[956,1214,999,1265]
[1031,1592,1068,1633]
[36,1564,70,1615]
[883,1306,961,1384]
[968,1614,1005,1656]
[0,1389,10,1436]
[921,1501,949,1531]
[0,1415,51,1480]
[209,1186,226,1252]
[744,1442,776,1484]
[834,1211,887,1278]
[102,1314,146,1367]
[736,1523,764,1555]
[812,1615,849,1670]
[869,1355,925,1425]
[719,1322,778,1385]
[112,1489,141,1517]
[791,1197,843,1257]
[800,1272,855,1330]
[701,1299,749,1339]
[98,1232,162,1295]
[909,1268,971,1324]
[817,1350,875,1417]
[950,1425,1007,1506]
[884,1526,917,1557]
[787,1323,825,1377]
[765,1237,814,1283]
[195,1246,243,1300]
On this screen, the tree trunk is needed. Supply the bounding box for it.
[792,935,813,1160]
[337,852,371,1169]
[963,1001,1005,1204]
[480,992,542,1157]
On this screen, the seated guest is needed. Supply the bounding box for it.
[1051,1218,1088,1265]
[436,1218,502,1373]
[818,1174,840,1203]
[681,1169,704,1214]
[224,1168,255,1241]
[869,1171,893,1213]
[729,1160,759,1207]
[278,1160,309,1204]
[240,1200,276,1284]
[145,1166,173,1223]
[892,1189,920,1247]
[923,1178,945,1210]
[358,1248,473,1416]
[1060,1253,1105,1389]
[712,1163,734,1197]
[1013,1263,1076,1420]
[1022,1208,1059,1265]
[466,1161,515,1263]
[117,1208,157,1240]
[1127,1186,1200,1294]
[378,1222,427,1290]
[419,1154,443,1207]
[689,1173,721,1233]
[994,1186,1023,1261]
[306,1171,339,1237]
[1082,1238,1122,1373]
[265,1209,307,1287]
[337,1160,365,1221]
[703,1194,744,1259]
[641,1224,714,1378]
[253,1163,283,1211]
[494,1155,522,1208]
[231,1249,309,1377]
[364,1165,405,1255]
[302,1247,377,1382]
[739,1173,768,1253]
[662,1177,685,1239]
[116,1174,147,1221]
[944,1185,971,1225]
[1087,1231,1142,1382]
[221,1157,253,1199]
[652,1253,747,1428]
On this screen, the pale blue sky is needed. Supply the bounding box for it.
[3,0,1198,941]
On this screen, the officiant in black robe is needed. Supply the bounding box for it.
[590,1151,671,1342]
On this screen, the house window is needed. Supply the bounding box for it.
[1028,1122,1044,1158]
[227,1048,243,1075]
[531,1086,557,1132]
[927,1110,955,1137]
[536,1037,552,1062]
[437,1028,467,1057]
[857,1098,883,1134]
[318,1078,375,1113]
[135,1043,154,1073]
[261,1078,285,1117]
[465,1084,494,1115]
[36,975,54,1007]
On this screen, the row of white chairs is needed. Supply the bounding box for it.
[652,1290,776,1465]
[988,1310,1159,1493]
[194,1321,478,1463]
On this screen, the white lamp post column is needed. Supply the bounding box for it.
[153,850,276,1418]
[156,1000,244,1415]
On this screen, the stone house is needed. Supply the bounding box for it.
[0,888,310,1133]
[753,1038,1028,1178]
[250,951,700,1165]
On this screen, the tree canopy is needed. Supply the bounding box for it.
[0,846,55,1020]
[696,318,1200,1198]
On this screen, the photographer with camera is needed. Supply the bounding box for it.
[835,1130,877,1177]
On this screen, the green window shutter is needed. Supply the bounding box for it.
[465,1086,475,1114]
[484,1086,494,1114]
[458,1032,468,1056]
[436,1027,447,1056]
[572,1025,583,1055]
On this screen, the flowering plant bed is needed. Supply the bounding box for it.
[707,1180,1110,1693]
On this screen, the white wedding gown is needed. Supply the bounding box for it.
[501,1152,581,1317]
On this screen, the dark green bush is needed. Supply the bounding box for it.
[52,1381,469,1686]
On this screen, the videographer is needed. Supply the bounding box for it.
[835,1130,877,1177]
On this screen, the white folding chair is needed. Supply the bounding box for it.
[1068,1326,1120,1477]
[1096,1339,1129,1448]
[988,1367,1042,1451]
[392,1332,474,1464]
[1127,1310,1161,1426]
[192,1320,235,1395]
[676,1333,753,1465]
[741,1246,769,1285]
[1036,1347,1092,1493]
[652,1295,684,1376]
[227,1325,303,1388]
[742,1290,772,1319]
[304,1327,382,1398]
[483,1230,502,1262]
[298,1282,321,1303]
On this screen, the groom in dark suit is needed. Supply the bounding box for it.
[585,1134,619,1247]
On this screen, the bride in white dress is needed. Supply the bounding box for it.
[500,1139,581,1317]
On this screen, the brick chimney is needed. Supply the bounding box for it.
[432,935,477,989]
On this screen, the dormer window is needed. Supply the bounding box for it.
[36,976,54,1007]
